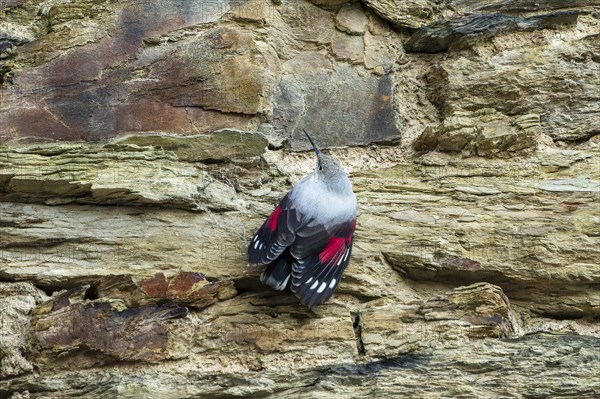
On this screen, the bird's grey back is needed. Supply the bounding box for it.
[289,172,357,228]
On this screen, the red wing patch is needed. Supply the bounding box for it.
[319,236,345,264]
[266,206,282,231]
[291,218,357,308]
[248,195,301,266]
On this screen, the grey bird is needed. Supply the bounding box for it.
[248,130,357,308]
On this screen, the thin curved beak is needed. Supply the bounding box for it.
[303,129,322,155]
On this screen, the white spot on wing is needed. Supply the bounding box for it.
[317,281,326,293]
[274,274,290,290]
[310,280,319,290]
[343,248,350,261]
[254,240,259,249]
[306,277,313,285]
[329,278,336,288]
[262,272,290,291]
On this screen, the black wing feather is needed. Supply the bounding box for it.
[290,220,355,308]
[247,194,302,266]
[260,250,293,291]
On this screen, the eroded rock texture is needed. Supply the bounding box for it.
[0,0,599,397]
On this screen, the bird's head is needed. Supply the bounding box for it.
[303,130,352,194]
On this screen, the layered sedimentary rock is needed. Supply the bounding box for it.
[0,0,599,397]
[1,138,598,396]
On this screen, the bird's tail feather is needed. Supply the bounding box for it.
[260,253,292,291]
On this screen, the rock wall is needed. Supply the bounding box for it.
[1,0,599,398]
